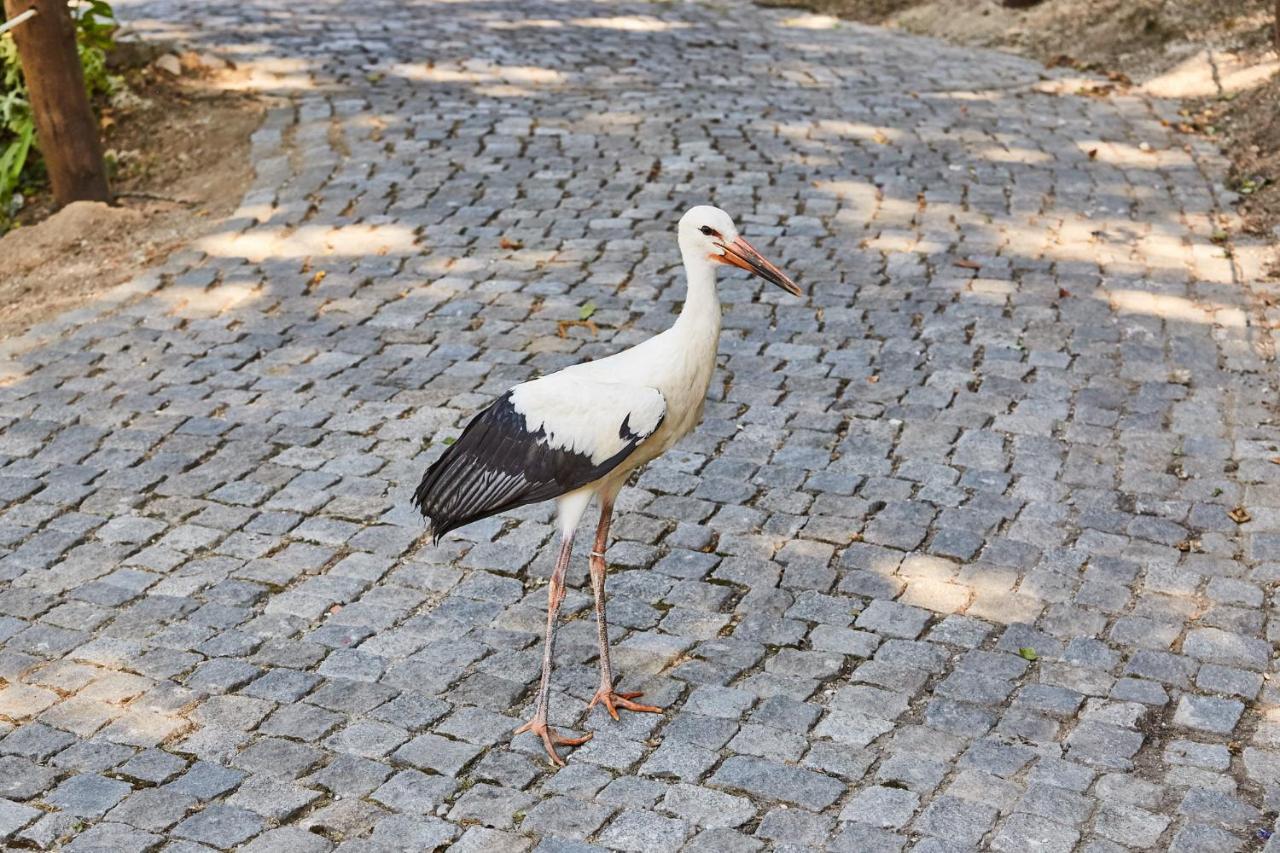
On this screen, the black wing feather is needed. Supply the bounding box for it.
[413,391,659,542]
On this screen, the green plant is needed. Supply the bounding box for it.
[0,28,32,216]
[72,0,118,99]
[0,0,118,225]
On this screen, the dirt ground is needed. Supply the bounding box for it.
[762,0,1276,76]
[1210,62,1280,239]
[0,59,262,341]
[763,0,1280,240]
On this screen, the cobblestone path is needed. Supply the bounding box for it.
[1,0,1278,850]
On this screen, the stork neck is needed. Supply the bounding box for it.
[674,253,721,337]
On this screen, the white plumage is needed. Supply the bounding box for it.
[413,205,801,764]
[509,379,666,469]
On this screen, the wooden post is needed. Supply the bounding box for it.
[3,0,111,205]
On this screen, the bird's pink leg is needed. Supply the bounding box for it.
[515,532,591,766]
[587,498,663,721]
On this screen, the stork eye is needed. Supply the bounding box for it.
[699,225,717,237]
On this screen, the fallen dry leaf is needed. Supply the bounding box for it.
[556,318,600,338]
[1228,506,1252,524]
[954,259,981,270]
[500,237,524,250]
[1078,83,1116,98]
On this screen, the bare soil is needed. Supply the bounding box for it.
[1213,68,1280,239]
[762,0,1276,78]
[0,61,263,341]
[762,0,1280,240]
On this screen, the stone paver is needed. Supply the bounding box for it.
[0,0,1275,849]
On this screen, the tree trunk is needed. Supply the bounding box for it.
[3,0,111,206]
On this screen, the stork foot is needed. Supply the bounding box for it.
[588,688,664,721]
[514,717,592,766]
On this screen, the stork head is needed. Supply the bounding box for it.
[678,205,802,297]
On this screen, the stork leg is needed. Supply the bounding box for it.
[586,497,663,720]
[515,532,592,766]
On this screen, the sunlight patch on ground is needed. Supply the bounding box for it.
[1076,140,1194,168]
[390,61,566,86]
[569,16,689,32]
[1104,288,1247,327]
[898,575,971,614]
[0,360,27,387]
[966,278,1015,303]
[102,709,191,747]
[485,17,563,30]
[231,202,276,224]
[160,282,261,317]
[198,223,419,261]
[1143,49,1280,98]
[812,179,878,201]
[814,120,903,144]
[577,111,646,131]
[780,14,841,30]
[220,57,323,92]
[842,190,1225,282]
[978,144,1054,165]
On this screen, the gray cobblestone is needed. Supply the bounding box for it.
[1174,695,1245,735]
[240,827,335,853]
[172,803,263,849]
[520,796,614,841]
[914,795,999,845]
[660,784,754,830]
[684,828,764,852]
[855,599,932,639]
[839,785,920,828]
[709,755,843,809]
[1093,804,1170,848]
[757,807,833,846]
[992,813,1079,853]
[0,798,41,839]
[44,773,131,817]
[597,809,689,851]
[0,755,58,799]
[371,769,459,813]
[105,787,196,832]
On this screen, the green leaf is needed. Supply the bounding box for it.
[0,121,34,213]
[1018,647,1038,661]
[579,301,597,321]
[441,436,455,446]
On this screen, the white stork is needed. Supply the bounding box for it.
[414,205,801,764]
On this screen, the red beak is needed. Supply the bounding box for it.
[714,236,802,297]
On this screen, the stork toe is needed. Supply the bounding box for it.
[589,688,664,720]
[515,718,592,766]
